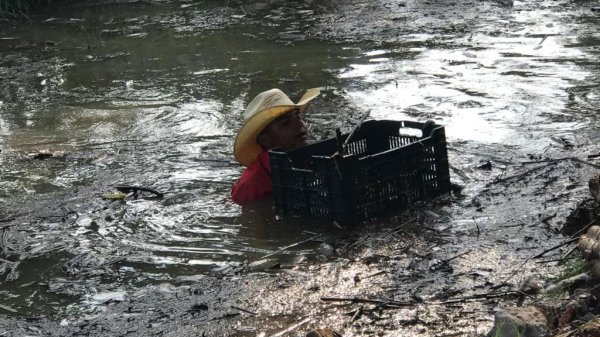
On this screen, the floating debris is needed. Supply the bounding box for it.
[101,191,127,201]
[248,258,280,272]
[90,291,126,304]
[590,175,600,203]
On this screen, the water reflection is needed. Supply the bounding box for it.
[0,0,599,315]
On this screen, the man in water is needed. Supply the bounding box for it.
[231,88,320,204]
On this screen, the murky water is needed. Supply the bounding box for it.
[1,0,600,318]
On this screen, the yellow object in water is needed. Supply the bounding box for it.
[101,191,127,200]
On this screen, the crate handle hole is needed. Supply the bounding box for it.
[398,127,423,138]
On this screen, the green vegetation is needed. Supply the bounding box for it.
[491,320,523,337]
[0,0,50,17]
[549,253,588,283]
[544,253,589,300]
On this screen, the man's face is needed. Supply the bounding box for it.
[258,109,308,150]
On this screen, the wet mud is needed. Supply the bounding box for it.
[1,0,600,336]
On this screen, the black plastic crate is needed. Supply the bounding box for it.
[269,120,451,225]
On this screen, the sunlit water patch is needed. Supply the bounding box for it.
[339,7,591,151]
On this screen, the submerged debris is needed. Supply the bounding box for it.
[306,328,344,337]
[101,186,164,201]
[115,185,164,199]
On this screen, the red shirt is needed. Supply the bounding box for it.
[231,150,272,204]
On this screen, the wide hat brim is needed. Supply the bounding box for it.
[234,88,320,167]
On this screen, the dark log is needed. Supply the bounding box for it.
[115,185,164,199]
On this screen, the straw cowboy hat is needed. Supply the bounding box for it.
[234,88,320,167]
